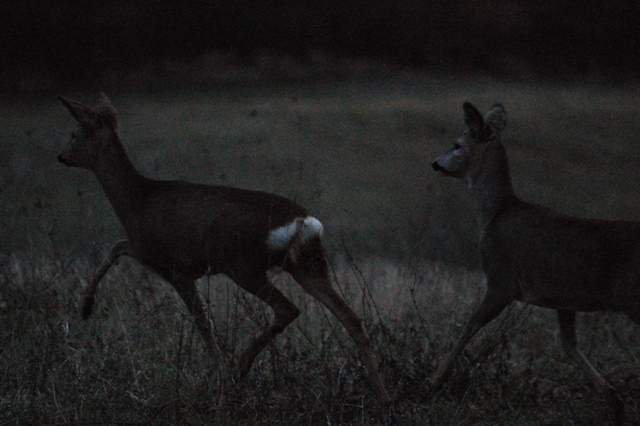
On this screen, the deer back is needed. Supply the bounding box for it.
[482,198,640,311]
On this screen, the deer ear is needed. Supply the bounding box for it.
[463,102,486,138]
[58,95,100,130]
[96,93,119,129]
[485,103,507,133]
[97,93,117,114]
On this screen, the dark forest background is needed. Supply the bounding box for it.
[2,0,638,91]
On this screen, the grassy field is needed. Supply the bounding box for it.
[2,64,640,424]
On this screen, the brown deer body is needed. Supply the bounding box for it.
[431,102,639,420]
[58,94,390,405]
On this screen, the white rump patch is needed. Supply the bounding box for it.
[267,216,323,250]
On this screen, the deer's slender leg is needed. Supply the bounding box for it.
[167,274,217,356]
[557,310,624,424]
[227,269,301,377]
[286,246,392,405]
[557,310,609,388]
[82,239,130,319]
[292,269,392,405]
[430,288,512,391]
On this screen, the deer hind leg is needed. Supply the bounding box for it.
[286,244,392,405]
[82,239,130,320]
[557,310,624,423]
[227,269,301,378]
[166,274,217,357]
[557,310,610,388]
[430,287,511,392]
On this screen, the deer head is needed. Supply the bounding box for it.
[432,102,507,180]
[58,94,119,170]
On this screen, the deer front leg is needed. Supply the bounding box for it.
[430,288,511,393]
[82,240,130,319]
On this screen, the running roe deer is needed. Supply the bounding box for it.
[431,102,638,415]
[57,94,391,405]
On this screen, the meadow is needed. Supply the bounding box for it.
[2,60,640,424]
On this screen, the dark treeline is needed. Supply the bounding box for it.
[2,1,638,88]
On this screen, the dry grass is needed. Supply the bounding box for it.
[1,238,639,424]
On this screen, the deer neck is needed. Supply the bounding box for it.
[93,135,149,223]
[465,143,515,230]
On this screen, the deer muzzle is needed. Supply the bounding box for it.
[57,153,71,166]
[432,161,445,173]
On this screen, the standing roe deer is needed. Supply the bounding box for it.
[431,102,638,417]
[57,94,390,405]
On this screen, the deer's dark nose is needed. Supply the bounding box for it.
[432,161,443,172]
[58,153,69,165]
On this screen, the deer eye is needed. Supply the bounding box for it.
[453,143,461,150]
